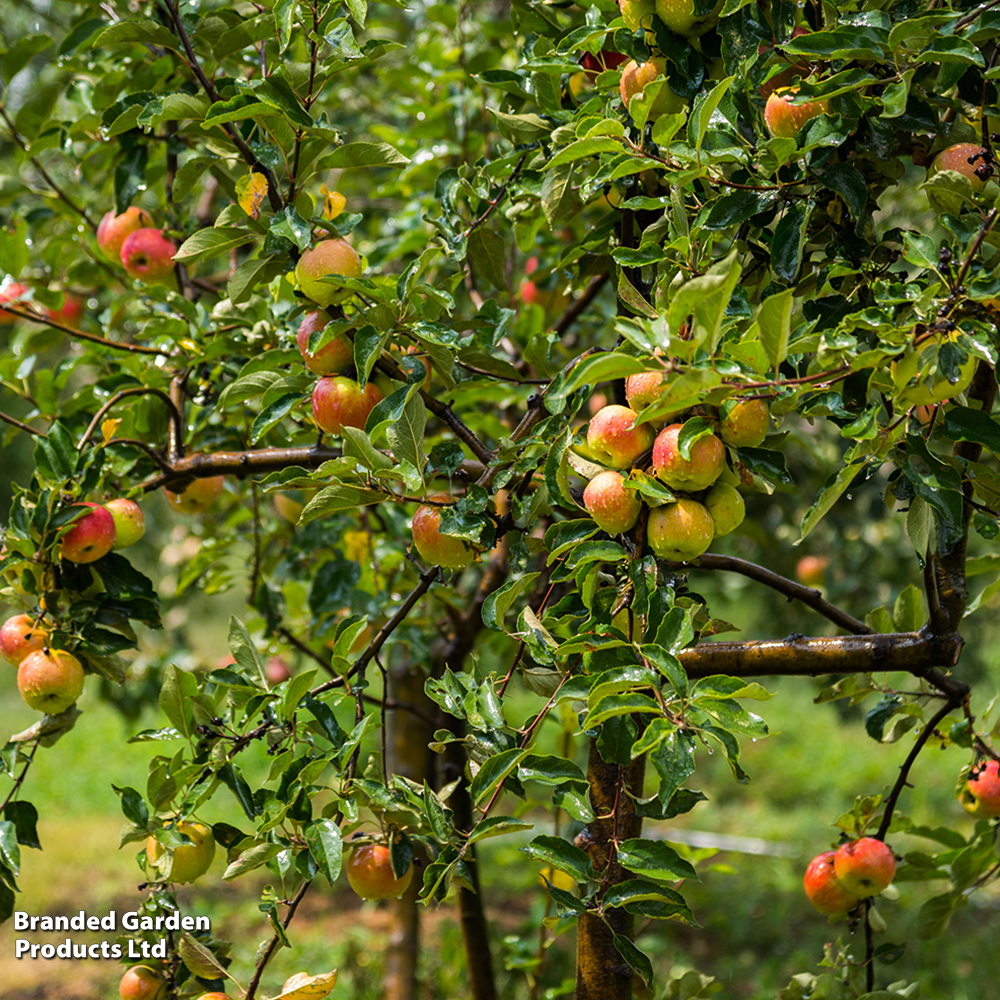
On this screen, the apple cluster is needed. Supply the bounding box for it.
[580,374,769,562]
[97,207,177,284]
[803,837,896,917]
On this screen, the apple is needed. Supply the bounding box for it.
[265,656,292,686]
[654,0,723,37]
[412,496,473,568]
[891,333,975,407]
[295,238,363,306]
[97,207,154,261]
[960,758,1000,818]
[104,498,146,550]
[833,838,896,898]
[652,424,725,491]
[581,49,628,81]
[146,820,216,883]
[619,58,686,118]
[17,648,85,714]
[164,476,225,514]
[311,376,383,435]
[795,555,829,588]
[583,470,642,535]
[647,499,714,561]
[296,311,353,375]
[0,614,50,666]
[60,503,117,564]
[803,851,862,916]
[929,143,991,191]
[619,0,656,32]
[44,293,85,326]
[0,281,29,323]
[347,843,414,901]
[719,399,769,447]
[703,482,744,537]
[119,965,167,1000]
[120,228,177,284]
[758,28,811,99]
[193,994,232,1000]
[764,88,830,139]
[587,405,655,469]
[625,371,677,416]
[518,257,570,315]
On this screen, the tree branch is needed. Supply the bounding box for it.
[0,304,167,355]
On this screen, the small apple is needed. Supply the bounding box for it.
[619,0,656,32]
[0,281,29,323]
[703,482,744,537]
[654,0,723,37]
[647,499,714,561]
[0,614,50,666]
[97,207,154,261]
[960,758,1000,818]
[265,656,291,686]
[146,820,216,883]
[624,371,682,417]
[296,311,354,375]
[347,843,414,901]
[803,851,862,916]
[891,333,975,407]
[587,405,655,469]
[60,503,117,564]
[795,555,829,588]
[929,143,991,191]
[104,498,146,550]
[833,838,896,898]
[164,476,225,514]
[764,88,830,139]
[311,376,383,435]
[193,994,232,1000]
[120,228,177,284]
[619,58,686,118]
[119,965,167,1000]
[412,496,473,569]
[719,399,769,447]
[652,424,725,491]
[581,49,628,82]
[583,470,642,535]
[44,293,85,327]
[17,648,85,714]
[295,238,363,306]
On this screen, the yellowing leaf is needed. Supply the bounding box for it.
[272,970,338,1000]
[237,171,269,220]
[321,184,346,220]
[101,418,121,443]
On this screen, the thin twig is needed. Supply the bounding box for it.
[78,387,185,451]
[0,304,168,355]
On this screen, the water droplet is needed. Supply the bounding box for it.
[846,493,853,500]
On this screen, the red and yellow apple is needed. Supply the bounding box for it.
[803,850,862,916]
[97,207,154,261]
[120,228,177,284]
[764,88,830,139]
[412,496,473,569]
[0,281,30,323]
[0,614,50,666]
[583,470,642,534]
[652,424,725,491]
[105,498,146,550]
[44,293,85,327]
[587,405,655,469]
[265,656,292,686]
[119,965,167,1000]
[795,555,829,588]
[620,58,686,118]
[296,312,353,375]
[17,648,85,714]
[719,399,769,447]
[295,238,363,306]
[311,376,383,435]
[164,476,225,514]
[347,843,414,901]
[929,143,991,191]
[60,503,117,564]
[647,499,714,561]
[833,838,896,898]
[146,820,215,883]
[758,28,811,99]
[960,758,1000,818]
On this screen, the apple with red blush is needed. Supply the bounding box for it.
[18,648,85,714]
[164,476,225,514]
[652,424,725,491]
[295,238,364,306]
[60,503,117,564]
[311,376,383,435]
[960,758,1000,818]
[0,614,50,666]
[803,850,861,916]
[347,843,414,901]
[833,837,896,898]
[120,228,177,284]
[587,405,655,469]
[97,207,154,261]
[412,495,473,568]
[583,470,642,535]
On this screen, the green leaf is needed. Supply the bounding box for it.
[299,483,386,523]
[250,391,306,444]
[546,137,624,169]
[612,934,654,985]
[467,229,507,291]
[771,203,813,284]
[617,838,698,881]
[386,393,426,491]
[321,142,409,168]
[943,406,1000,453]
[811,163,868,220]
[468,816,534,844]
[520,834,593,883]
[800,463,860,541]
[688,76,734,156]
[305,819,343,884]
[92,20,178,50]
[158,664,199,739]
[469,747,529,806]
[482,573,540,632]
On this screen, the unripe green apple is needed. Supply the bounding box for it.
[119,965,167,1000]
[296,312,354,375]
[587,405,655,469]
[960,758,1000,818]
[803,850,861,916]
[347,843,414,901]
[164,476,225,514]
[652,424,725,491]
[703,482,744,537]
[311,376,383,435]
[929,143,991,191]
[97,207,154,261]
[146,820,215,883]
[619,58,686,118]
[647,499,714,561]
[17,648,85,714]
[104,498,146,550]
[583,470,642,534]
[764,88,830,139]
[412,495,473,568]
[720,399,769,447]
[654,0,723,38]
[60,503,117,564]
[833,838,896,898]
[295,239,363,306]
[890,333,975,407]
[619,0,656,32]
[0,614,49,666]
[120,229,177,284]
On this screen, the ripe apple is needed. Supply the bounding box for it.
[0,614,50,666]
[764,88,830,139]
[265,656,291,686]
[583,470,642,535]
[960,758,1000,818]
[619,58,686,118]
[60,503,117,564]
[704,482,744,537]
[295,238,363,306]
[120,228,177,284]
[624,371,681,416]
[17,648,85,714]
[97,206,154,261]
[587,405,655,469]
[164,476,225,514]
[119,965,167,1000]
[758,28,811,99]
[833,838,896,898]
[803,850,862,916]
[652,424,725,491]
[193,994,232,1000]
[654,0,723,37]
[296,311,353,375]
[929,143,991,191]
[581,49,628,82]
[44,293,85,327]
[719,399,769,447]
[619,0,656,32]
[795,555,829,588]
[311,376,383,435]
[347,843,414,901]
[146,820,216,883]
[647,499,714,561]
[0,281,29,323]
[104,498,146,550]
[412,496,473,568]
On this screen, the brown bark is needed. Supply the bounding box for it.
[575,740,646,1000]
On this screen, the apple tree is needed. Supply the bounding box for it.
[1,0,1000,998]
